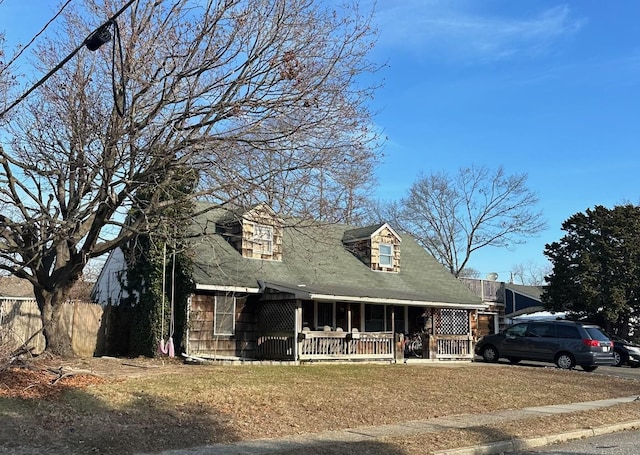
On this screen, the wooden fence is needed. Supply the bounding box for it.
[0,298,103,357]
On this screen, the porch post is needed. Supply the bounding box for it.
[391,305,395,334]
[347,304,352,332]
[294,305,302,361]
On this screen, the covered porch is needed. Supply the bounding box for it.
[255,282,485,362]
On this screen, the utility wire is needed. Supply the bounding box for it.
[0,0,138,119]
[0,0,74,77]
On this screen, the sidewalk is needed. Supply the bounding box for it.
[145,395,640,455]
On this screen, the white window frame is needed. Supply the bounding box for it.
[379,243,393,268]
[252,223,273,255]
[214,294,236,336]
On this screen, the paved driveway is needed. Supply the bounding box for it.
[474,357,640,380]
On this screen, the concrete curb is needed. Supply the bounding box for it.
[432,420,640,455]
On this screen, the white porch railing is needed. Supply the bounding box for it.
[435,335,474,359]
[298,331,394,361]
[256,332,473,361]
[256,331,394,361]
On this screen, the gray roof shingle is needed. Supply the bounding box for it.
[189,209,483,308]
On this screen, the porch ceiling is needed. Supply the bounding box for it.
[259,280,487,310]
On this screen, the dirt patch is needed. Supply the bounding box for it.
[1,357,640,454]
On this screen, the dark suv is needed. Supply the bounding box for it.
[475,320,615,371]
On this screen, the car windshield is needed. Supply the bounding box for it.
[584,327,610,341]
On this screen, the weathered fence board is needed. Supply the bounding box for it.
[0,299,103,357]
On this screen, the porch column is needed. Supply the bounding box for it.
[294,305,302,361]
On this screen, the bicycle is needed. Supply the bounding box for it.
[404,332,424,358]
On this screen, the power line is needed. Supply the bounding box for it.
[0,0,74,77]
[0,0,138,120]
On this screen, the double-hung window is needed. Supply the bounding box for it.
[214,294,236,335]
[379,243,393,268]
[253,223,273,256]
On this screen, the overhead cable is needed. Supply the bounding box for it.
[0,0,137,119]
[0,0,74,77]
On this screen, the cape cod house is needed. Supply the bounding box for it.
[92,204,486,362]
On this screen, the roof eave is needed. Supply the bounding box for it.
[309,293,486,309]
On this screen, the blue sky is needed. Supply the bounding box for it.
[2,1,640,281]
[366,0,640,280]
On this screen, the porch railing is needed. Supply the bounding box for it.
[299,331,394,361]
[256,331,394,361]
[256,332,472,361]
[435,335,474,359]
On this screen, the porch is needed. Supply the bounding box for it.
[186,289,482,362]
[256,330,474,362]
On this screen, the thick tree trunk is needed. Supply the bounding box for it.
[37,289,74,358]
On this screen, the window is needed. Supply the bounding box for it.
[365,304,385,331]
[527,323,555,338]
[252,223,273,255]
[379,243,393,267]
[505,323,528,337]
[385,305,405,333]
[557,325,581,339]
[301,300,314,330]
[214,294,236,335]
[317,302,333,329]
[584,327,609,341]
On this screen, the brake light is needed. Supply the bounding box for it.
[582,339,600,347]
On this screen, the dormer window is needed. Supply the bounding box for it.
[253,223,273,255]
[217,203,283,260]
[379,243,393,268]
[343,222,401,273]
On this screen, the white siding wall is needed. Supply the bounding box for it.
[92,248,130,306]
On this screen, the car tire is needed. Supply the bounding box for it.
[481,346,499,363]
[581,365,598,372]
[555,352,575,370]
[613,350,627,367]
[506,357,521,364]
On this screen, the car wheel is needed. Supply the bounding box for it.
[555,352,575,370]
[482,346,499,363]
[581,365,598,372]
[506,357,521,364]
[613,350,627,367]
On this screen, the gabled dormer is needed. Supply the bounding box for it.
[218,203,283,261]
[343,222,401,272]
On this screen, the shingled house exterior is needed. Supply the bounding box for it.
[93,204,486,362]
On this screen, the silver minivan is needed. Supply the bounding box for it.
[474,320,615,371]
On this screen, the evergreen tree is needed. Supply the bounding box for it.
[542,205,640,338]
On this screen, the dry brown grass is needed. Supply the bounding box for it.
[1,357,640,454]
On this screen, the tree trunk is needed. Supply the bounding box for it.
[37,289,74,357]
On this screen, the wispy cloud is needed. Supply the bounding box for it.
[372,2,587,63]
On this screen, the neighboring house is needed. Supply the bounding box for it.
[93,204,486,363]
[502,283,545,321]
[460,278,546,334]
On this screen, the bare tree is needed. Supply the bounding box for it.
[510,260,551,286]
[398,165,546,277]
[0,0,381,355]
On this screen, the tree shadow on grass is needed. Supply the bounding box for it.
[0,387,240,454]
[0,384,412,455]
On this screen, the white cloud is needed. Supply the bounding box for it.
[373,2,587,63]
